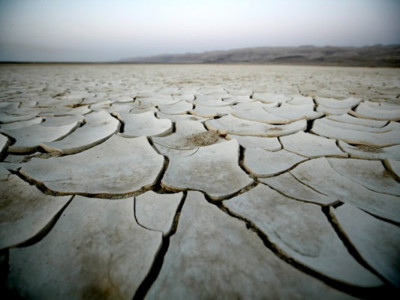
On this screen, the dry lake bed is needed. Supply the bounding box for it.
[0,64,400,299]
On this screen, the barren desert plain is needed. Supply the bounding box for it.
[0,63,400,299]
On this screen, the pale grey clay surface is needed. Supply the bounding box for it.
[0,64,399,299]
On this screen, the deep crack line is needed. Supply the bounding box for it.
[146,137,172,194]
[132,192,187,300]
[6,195,74,249]
[237,145,258,181]
[259,181,338,207]
[323,206,393,286]
[213,201,394,299]
[110,112,125,133]
[14,167,161,200]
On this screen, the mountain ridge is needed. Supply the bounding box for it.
[120,45,400,67]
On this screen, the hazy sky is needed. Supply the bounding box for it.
[0,0,399,61]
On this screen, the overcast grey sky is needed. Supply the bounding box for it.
[0,0,399,62]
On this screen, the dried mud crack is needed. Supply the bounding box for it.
[133,192,187,300]
[1,64,400,299]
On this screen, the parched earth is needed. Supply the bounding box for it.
[0,64,399,299]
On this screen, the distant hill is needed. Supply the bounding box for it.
[120,45,400,67]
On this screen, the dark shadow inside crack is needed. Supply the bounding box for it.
[237,145,258,182]
[9,196,74,249]
[215,200,397,299]
[323,206,393,286]
[110,112,125,133]
[14,169,161,200]
[146,137,173,194]
[305,119,314,133]
[0,249,23,300]
[132,192,187,300]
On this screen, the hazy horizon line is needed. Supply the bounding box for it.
[1,43,399,63]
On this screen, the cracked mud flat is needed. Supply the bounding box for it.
[0,64,400,299]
